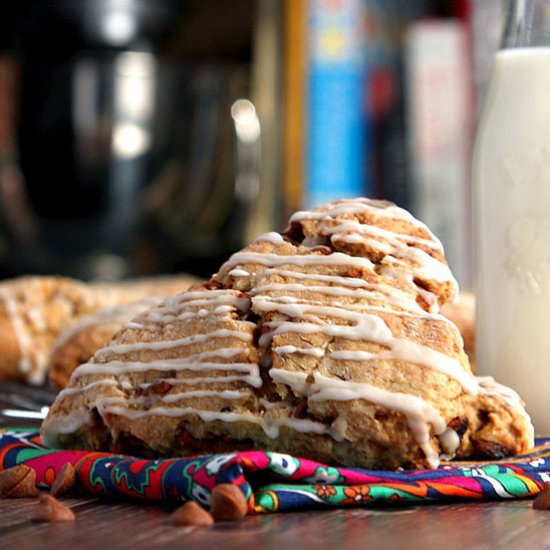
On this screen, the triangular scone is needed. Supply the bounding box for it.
[41,199,533,469]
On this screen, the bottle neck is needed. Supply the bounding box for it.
[501,0,550,48]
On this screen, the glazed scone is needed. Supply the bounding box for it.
[0,275,197,385]
[441,291,475,371]
[48,298,165,391]
[41,199,533,469]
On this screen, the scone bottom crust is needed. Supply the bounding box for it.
[41,198,534,469]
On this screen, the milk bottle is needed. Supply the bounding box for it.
[474,0,550,434]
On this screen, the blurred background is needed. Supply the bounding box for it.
[0,0,504,287]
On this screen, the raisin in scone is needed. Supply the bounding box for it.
[41,199,533,469]
[0,275,196,385]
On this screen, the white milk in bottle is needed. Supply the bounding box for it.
[474,46,550,434]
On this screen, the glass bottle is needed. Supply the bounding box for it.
[473,0,550,434]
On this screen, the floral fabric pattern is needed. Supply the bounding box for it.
[1,429,549,513]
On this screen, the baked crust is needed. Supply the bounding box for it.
[41,199,533,469]
[49,299,167,390]
[441,291,475,371]
[0,275,197,385]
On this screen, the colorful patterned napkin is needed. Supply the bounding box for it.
[1,429,548,513]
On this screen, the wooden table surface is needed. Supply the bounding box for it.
[2,497,550,550]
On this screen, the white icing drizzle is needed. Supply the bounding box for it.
[476,376,535,447]
[58,379,120,399]
[329,345,477,395]
[254,297,477,395]
[94,329,253,359]
[28,350,49,386]
[221,251,374,274]
[73,360,262,388]
[120,378,133,390]
[134,389,249,405]
[251,281,429,315]
[127,304,235,331]
[476,376,523,406]
[27,305,47,332]
[290,198,438,242]
[171,289,250,309]
[95,402,339,441]
[127,290,250,330]
[255,232,285,245]
[438,428,461,455]
[332,231,451,284]
[250,283,457,329]
[257,268,453,323]
[73,348,250,382]
[273,345,325,358]
[227,269,250,278]
[263,267,385,288]
[417,288,440,314]
[0,288,33,376]
[325,221,441,251]
[289,198,457,299]
[269,368,457,468]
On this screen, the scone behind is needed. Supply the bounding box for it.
[0,275,197,385]
[441,291,475,371]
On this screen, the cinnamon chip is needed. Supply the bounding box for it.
[50,463,76,498]
[0,465,39,498]
[171,501,214,527]
[32,494,75,522]
[210,484,248,522]
[0,465,29,496]
[8,471,39,498]
[533,482,550,510]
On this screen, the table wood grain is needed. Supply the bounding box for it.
[2,497,550,550]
